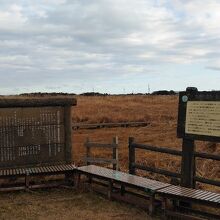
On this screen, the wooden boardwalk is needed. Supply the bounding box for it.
[72,121,149,130]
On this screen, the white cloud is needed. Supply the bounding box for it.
[0,4,27,29]
[0,0,219,94]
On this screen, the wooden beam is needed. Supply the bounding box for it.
[0,97,76,108]
[85,142,118,149]
[181,138,195,188]
[85,157,118,165]
[112,136,119,170]
[128,137,135,175]
[64,106,73,164]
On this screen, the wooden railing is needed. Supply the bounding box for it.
[128,137,220,188]
[84,136,119,170]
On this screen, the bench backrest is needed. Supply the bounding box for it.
[0,97,76,168]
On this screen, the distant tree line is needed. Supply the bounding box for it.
[17,90,177,97]
[19,92,76,96]
[80,92,108,96]
[151,90,176,95]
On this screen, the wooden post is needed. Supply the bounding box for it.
[64,106,73,164]
[162,198,169,219]
[120,184,125,196]
[85,137,92,184]
[65,171,74,186]
[25,172,30,190]
[108,179,113,200]
[112,136,119,170]
[149,194,155,216]
[85,137,90,166]
[128,137,135,174]
[74,171,81,190]
[181,138,195,188]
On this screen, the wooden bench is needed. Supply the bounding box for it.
[158,185,220,219]
[0,97,77,191]
[76,165,220,219]
[76,165,171,215]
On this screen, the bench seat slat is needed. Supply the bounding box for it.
[47,166,53,173]
[0,164,75,177]
[77,165,171,191]
[50,166,56,172]
[77,165,220,207]
[158,185,220,204]
[204,194,220,201]
[53,165,60,172]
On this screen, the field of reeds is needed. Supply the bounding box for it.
[0,94,219,219]
[73,95,220,194]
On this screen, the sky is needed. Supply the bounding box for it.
[0,0,219,94]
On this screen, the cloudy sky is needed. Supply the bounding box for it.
[0,0,219,94]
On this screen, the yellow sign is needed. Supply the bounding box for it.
[185,101,220,137]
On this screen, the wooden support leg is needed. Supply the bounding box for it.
[162,198,168,220]
[85,175,93,192]
[108,180,113,200]
[88,176,92,185]
[149,194,155,216]
[75,172,81,189]
[65,172,74,186]
[120,184,125,196]
[25,173,30,190]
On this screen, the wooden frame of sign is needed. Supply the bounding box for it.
[0,97,76,168]
[177,89,220,142]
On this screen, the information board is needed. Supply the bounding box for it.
[0,97,76,169]
[185,101,220,136]
[177,89,220,141]
[0,107,65,167]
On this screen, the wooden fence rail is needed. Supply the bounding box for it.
[128,137,220,188]
[84,136,119,170]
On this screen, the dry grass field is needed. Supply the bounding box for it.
[0,188,154,220]
[0,94,219,219]
[73,95,220,193]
